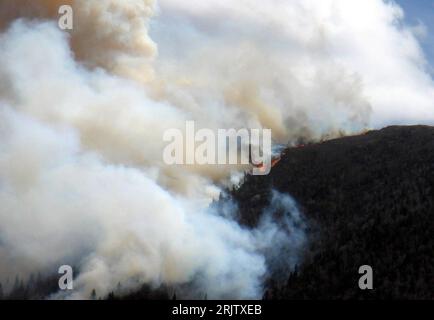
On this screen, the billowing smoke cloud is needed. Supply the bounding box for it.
[0,0,433,299]
[153,0,434,129]
[0,0,156,82]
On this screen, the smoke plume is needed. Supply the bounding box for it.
[0,0,433,298]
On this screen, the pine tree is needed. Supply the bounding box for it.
[13,275,19,291]
[90,289,97,300]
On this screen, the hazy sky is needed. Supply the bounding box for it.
[396,0,434,70]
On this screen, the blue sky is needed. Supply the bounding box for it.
[396,0,434,68]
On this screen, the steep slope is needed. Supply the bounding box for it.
[231,126,434,299]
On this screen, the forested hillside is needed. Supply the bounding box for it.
[231,126,434,299]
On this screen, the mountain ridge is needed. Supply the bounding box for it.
[230,125,434,299]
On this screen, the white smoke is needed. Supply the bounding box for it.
[0,0,433,299]
[153,0,434,129]
[254,191,309,280]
